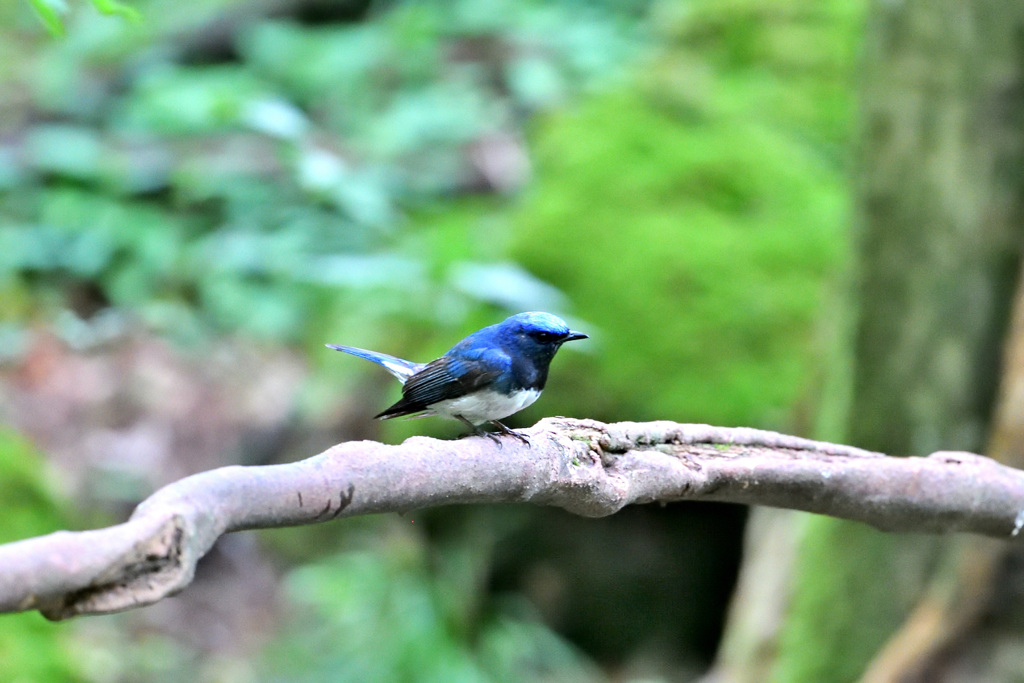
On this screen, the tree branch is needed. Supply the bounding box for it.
[2,418,1023,620]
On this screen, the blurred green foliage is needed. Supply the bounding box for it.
[1,0,645,351]
[0,0,866,678]
[28,0,140,37]
[261,545,597,682]
[0,431,77,681]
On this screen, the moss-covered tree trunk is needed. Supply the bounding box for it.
[850,0,1022,462]
[712,1,1024,681]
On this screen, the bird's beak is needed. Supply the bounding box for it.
[564,330,588,342]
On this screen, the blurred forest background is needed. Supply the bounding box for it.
[3,0,1024,681]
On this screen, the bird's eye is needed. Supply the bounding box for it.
[532,331,558,343]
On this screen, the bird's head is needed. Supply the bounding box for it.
[500,312,588,359]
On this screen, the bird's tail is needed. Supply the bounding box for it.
[325,344,423,383]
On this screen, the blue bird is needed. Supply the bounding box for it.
[326,312,588,443]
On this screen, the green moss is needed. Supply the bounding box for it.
[0,430,78,682]
[770,517,940,682]
[509,86,850,428]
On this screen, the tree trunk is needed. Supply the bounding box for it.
[711,1,1024,681]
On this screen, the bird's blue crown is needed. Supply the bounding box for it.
[468,312,579,351]
[504,312,572,336]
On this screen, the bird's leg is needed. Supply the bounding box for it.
[455,415,502,445]
[490,419,530,445]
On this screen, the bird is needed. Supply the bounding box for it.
[326,312,588,443]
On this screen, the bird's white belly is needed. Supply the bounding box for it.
[430,388,541,425]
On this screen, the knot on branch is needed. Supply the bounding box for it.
[34,516,190,622]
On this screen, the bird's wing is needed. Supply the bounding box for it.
[375,349,511,419]
[325,344,424,383]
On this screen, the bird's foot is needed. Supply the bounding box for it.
[454,416,529,446]
[455,416,503,446]
[490,420,530,445]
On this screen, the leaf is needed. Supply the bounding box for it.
[89,0,141,22]
[28,0,67,36]
[28,0,140,36]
